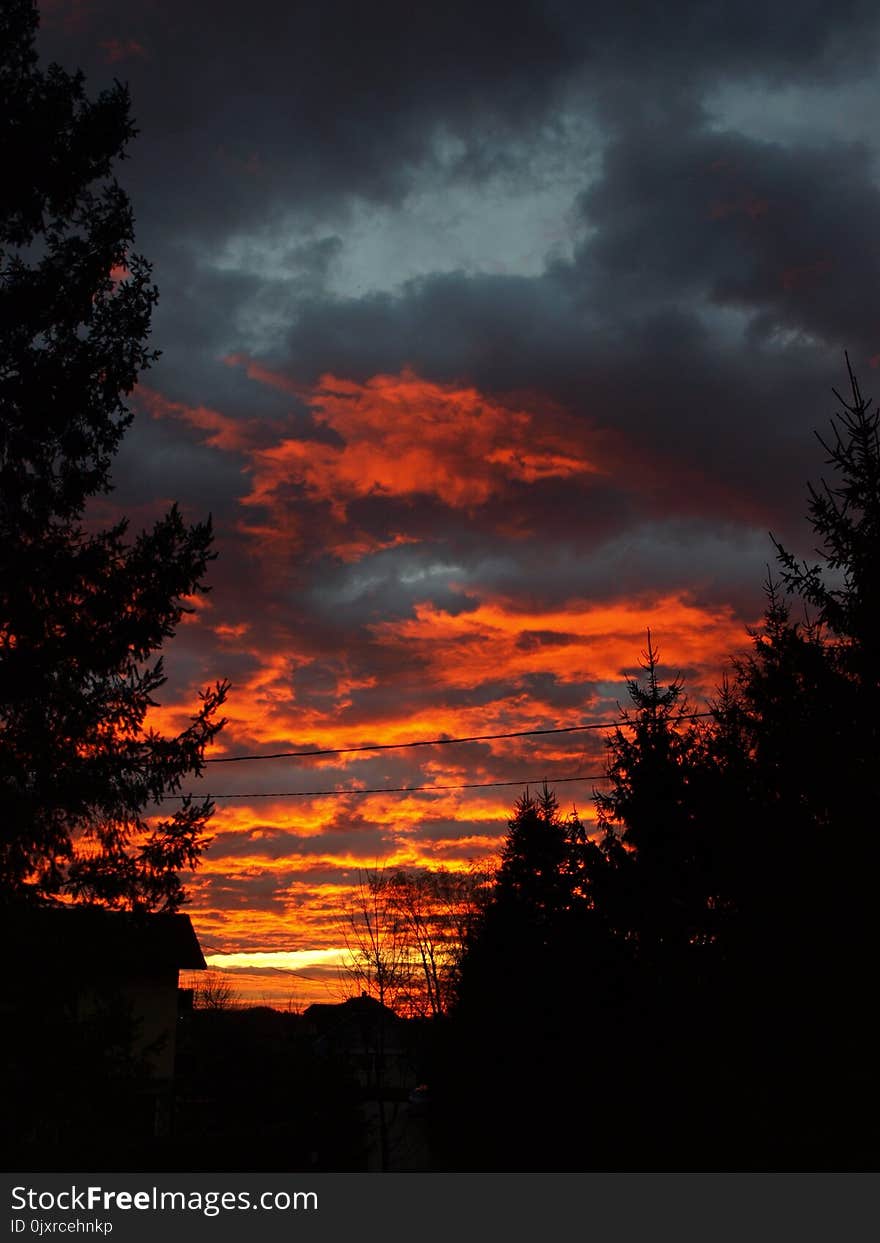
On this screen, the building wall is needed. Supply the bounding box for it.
[118,969,180,1082]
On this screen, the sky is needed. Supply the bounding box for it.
[37,0,880,1006]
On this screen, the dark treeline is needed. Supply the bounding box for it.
[429,358,880,1170]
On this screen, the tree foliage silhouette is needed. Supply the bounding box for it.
[494,784,577,927]
[590,632,714,955]
[715,361,880,1155]
[434,786,608,1169]
[434,357,880,1169]
[0,1,228,911]
[773,352,880,689]
[768,354,880,888]
[458,784,584,1003]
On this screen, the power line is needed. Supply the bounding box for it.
[204,711,714,764]
[165,710,714,800]
[158,773,611,802]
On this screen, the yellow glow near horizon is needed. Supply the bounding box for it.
[204,947,349,972]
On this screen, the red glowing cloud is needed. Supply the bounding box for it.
[236,366,599,527]
[370,591,746,696]
[137,385,258,454]
[142,365,609,566]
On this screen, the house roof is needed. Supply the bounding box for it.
[1,903,207,972]
[303,994,400,1028]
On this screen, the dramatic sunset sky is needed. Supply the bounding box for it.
[38,1,880,1005]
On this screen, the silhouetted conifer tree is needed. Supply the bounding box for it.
[433,786,610,1169]
[769,358,880,944]
[719,358,880,1161]
[592,633,711,955]
[0,1,228,911]
[435,365,880,1170]
[458,785,584,1010]
[576,635,727,1159]
[494,784,575,926]
[774,353,880,692]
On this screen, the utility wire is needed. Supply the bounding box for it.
[203,711,714,764]
[158,773,611,802]
[164,711,713,800]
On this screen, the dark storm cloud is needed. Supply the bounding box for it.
[107,409,248,514]
[576,124,880,351]
[39,0,579,243]
[38,0,880,241]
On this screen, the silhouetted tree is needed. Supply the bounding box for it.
[435,358,880,1170]
[384,866,487,1019]
[590,633,713,956]
[773,352,880,692]
[193,970,240,1012]
[435,786,602,1169]
[717,358,880,1161]
[574,636,728,1159]
[0,1,228,911]
[340,867,414,1013]
[770,356,880,947]
[458,785,584,1006]
[495,784,577,923]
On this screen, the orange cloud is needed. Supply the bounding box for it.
[143,368,604,565]
[149,653,607,759]
[214,622,250,640]
[143,367,761,574]
[136,385,258,454]
[224,353,304,396]
[202,791,530,841]
[370,591,746,696]
[238,367,600,523]
[145,589,741,798]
